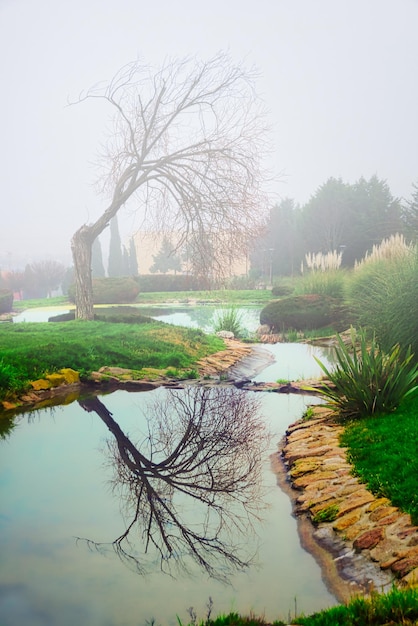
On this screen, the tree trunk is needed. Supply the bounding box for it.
[71,225,95,320]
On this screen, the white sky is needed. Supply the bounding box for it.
[1,0,418,268]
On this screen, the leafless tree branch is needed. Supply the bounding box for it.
[76,386,270,581]
[70,52,272,317]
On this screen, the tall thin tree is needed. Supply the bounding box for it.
[128,237,138,275]
[91,236,106,277]
[108,216,124,277]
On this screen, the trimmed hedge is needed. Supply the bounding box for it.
[68,277,139,304]
[0,289,13,314]
[136,273,201,292]
[260,294,346,332]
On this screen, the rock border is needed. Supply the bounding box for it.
[277,406,418,601]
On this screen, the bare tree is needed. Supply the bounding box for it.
[77,386,269,581]
[70,53,270,318]
[24,260,66,298]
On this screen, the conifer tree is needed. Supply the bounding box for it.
[108,216,124,276]
[402,181,418,242]
[91,237,106,277]
[128,237,139,275]
[150,237,182,274]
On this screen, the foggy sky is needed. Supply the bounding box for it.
[1,0,418,269]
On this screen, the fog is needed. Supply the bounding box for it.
[1,0,417,269]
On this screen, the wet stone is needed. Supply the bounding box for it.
[367,497,391,512]
[353,528,385,551]
[369,506,399,522]
[391,555,418,578]
[333,511,362,531]
[337,492,375,518]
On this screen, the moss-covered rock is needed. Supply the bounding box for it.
[58,368,80,384]
[30,379,51,390]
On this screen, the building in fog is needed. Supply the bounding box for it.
[133,230,248,281]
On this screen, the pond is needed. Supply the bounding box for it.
[3,305,338,624]
[13,304,261,336]
[0,387,336,626]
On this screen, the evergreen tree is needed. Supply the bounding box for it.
[128,237,139,275]
[300,176,402,267]
[108,216,124,277]
[91,237,105,277]
[250,198,304,278]
[402,181,418,242]
[150,237,182,274]
[301,178,351,256]
[122,246,130,275]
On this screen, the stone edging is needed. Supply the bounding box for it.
[0,340,254,414]
[278,407,418,601]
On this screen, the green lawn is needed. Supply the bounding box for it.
[0,319,224,398]
[340,394,418,523]
[135,289,273,305]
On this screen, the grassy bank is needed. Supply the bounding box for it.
[340,394,418,524]
[176,586,418,625]
[0,318,224,399]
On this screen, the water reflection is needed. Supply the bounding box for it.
[138,305,261,334]
[77,386,270,581]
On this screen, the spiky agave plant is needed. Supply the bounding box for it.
[313,327,418,419]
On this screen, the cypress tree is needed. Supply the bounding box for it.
[128,237,139,275]
[108,216,124,277]
[91,237,106,277]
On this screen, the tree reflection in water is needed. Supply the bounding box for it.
[78,386,270,581]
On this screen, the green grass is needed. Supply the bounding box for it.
[178,587,418,626]
[213,307,247,338]
[135,289,273,305]
[340,393,418,524]
[293,586,418,625]
[12,295,70,310]
[0,320,224,399]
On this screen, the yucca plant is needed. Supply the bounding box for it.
[314,327,418,419]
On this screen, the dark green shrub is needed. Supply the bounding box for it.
[314,327,418,419]
[68,277,140,304]
[271,283,293,297]
[260,294,346,332]
[49,306,154,324]
[0,289,13,313]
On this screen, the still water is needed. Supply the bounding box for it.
[12,305,261,335]
[3,306,337,625]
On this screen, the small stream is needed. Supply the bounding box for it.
[2,305,337,625]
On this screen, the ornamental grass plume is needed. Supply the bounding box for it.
[303,250,343,273]
[354,233,414,269]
